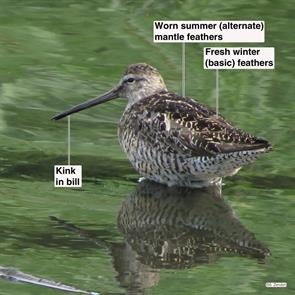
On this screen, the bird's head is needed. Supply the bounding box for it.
[52,63,167,121]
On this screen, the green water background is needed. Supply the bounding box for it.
[0,0,294,294]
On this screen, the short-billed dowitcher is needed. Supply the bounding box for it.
[53,63,272,187]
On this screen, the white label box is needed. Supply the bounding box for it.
[203,47,275,69]
[153,21,265,43]
[54,165,82,187]
[265,282,287,288]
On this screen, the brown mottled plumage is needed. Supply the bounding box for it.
[53,63,272,187]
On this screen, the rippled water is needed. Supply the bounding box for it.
[0,0,294,294]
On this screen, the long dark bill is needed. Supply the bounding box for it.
[52,88,119,121]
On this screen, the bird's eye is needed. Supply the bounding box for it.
[126,78,135,83]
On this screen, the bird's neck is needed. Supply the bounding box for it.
[126,87,168,108]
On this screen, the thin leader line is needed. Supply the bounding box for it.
[216,69,219,117]
[182,42,186,97]
[68,116,71,165]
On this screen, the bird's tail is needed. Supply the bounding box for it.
[219,138,272,154]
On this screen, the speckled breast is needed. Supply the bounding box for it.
[117,107,186,183]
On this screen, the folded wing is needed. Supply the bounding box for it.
[131,92,271,157]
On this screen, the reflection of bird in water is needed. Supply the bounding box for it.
[118,180,270,269]
[50,181,270,295]
[53,63,272,188]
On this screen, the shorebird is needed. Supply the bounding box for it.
[53,63,272,187]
